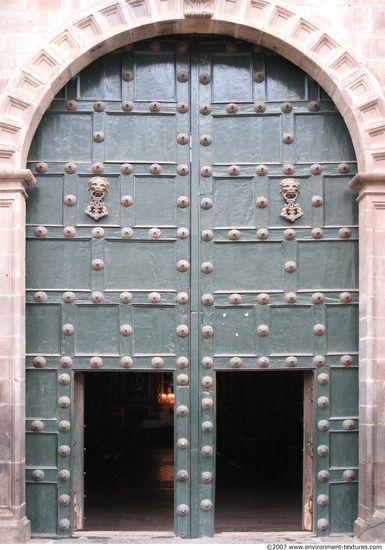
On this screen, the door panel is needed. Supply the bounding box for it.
[105,114,177,161]
[213,242,284,290]
[324,177,358,225]
[192,38,358,537]
[213,116,282,163]
[28,113,93,162]
[26,304,62,353]
[295,114,356,162]
[27,240,92,289]
[211,53,253,101]
[26,36,358,538]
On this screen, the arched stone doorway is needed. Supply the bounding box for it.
[1,1,385,543]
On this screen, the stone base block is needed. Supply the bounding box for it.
[355,516,385,542]
[0,516,31,543]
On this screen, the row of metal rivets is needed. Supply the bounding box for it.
[199,164,350,177]
[198,354,352,369]
[54,356,182,373]
[32,402,72,534]
[198,101,324,116]
[317,432,355,534]
[34,291,353,305]
[32,469,70,481]
[200,163,350,179]
[206,227,351,241]
[37,161,191,176]
[200,317,215,521]
[31,354,353,370]
[60,195,192,208]
[51,291,191,304]
[65,100,190,113]
[33,355,190,370]
[122,69,189,82]
[58,380,72,531]
[108,323,325,340]
[32,354,353,371]
[61,324,191,337]
[200,228,352,241]
[317,469,355,482]
[203,291,353,305]
[86,258,192,271]
[204,195,311,209]
[179,358,206,522]
[64,99,322,115]
[34,225,353,241]
[35,161,350,177]
[317,418,355,431]
[200,260,297,273]
[80,226,190,240]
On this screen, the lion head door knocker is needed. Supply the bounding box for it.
[280,178,304,222]
[85,176,109,220]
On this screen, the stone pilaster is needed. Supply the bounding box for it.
[349,173,385,542]
[0,169,35,543]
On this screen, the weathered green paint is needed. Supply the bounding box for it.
[26,36,358,538]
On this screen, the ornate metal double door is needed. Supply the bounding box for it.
[26,36,359,538]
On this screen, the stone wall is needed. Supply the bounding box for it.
[1,0,385,543]
[1,0,385,173]
[1,1,385,97]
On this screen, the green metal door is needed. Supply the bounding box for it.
[26,36,358,538]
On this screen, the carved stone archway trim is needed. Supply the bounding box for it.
[0,0,385,173]
[1,0,385,543]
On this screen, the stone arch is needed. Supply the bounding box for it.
[0,0,385,172]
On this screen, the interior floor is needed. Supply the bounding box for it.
[82,443,302,532]
[215,454,302,532]
[80,371,304,533]
[83,440,174,531]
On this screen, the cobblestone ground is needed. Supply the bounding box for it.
[28,531,357,545]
